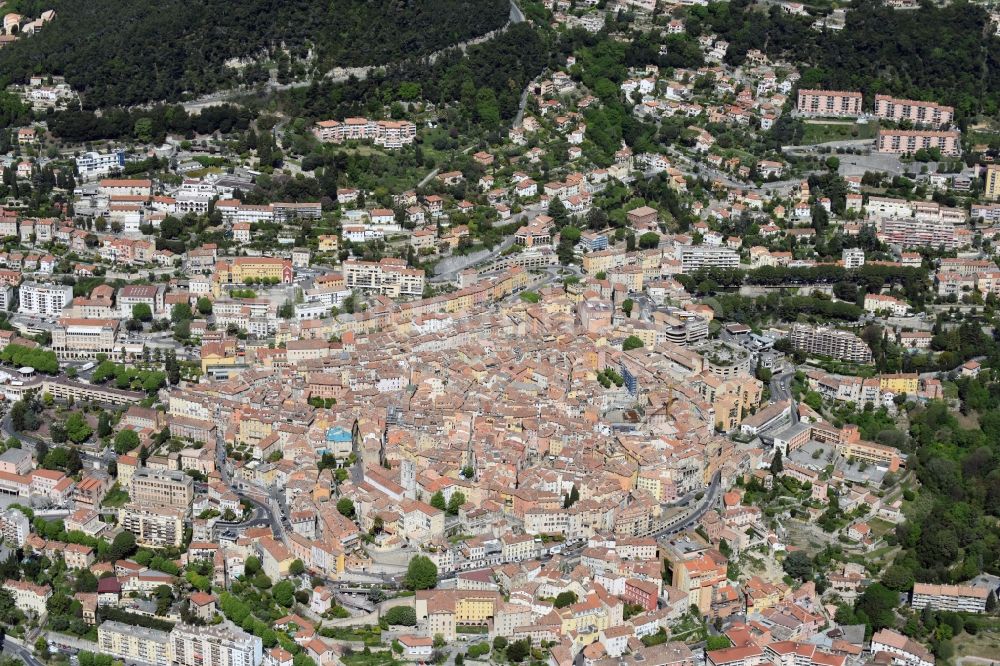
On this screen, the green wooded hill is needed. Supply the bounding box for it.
[0,0,510,108]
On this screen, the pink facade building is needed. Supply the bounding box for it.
[796,89,863,117]
[874,95,953,126]
[876,129,960,155]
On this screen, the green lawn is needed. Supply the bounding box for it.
[101,483,130,508]
[342,652,402,666]
[867,517,895,538]
[801,121,877,145]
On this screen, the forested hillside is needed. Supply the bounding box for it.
[0,0,510,108]
[696,0,1000,120]
[282,22,548,127]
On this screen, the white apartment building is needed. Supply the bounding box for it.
[0,508,30,547]
[19,281,73,316]
[843,248,865,269]
[119,503,185,548]
[910,583,989,613]
[171,624,263,666]
[677,245,740,273]
[879,217,955,249]
[343,258,425,298]
[75,150,126,180]
[0,285,13,312]
[870,629,935,666]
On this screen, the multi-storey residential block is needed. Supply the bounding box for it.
[171,623,263,666]
[19,281,73,316]
[984,164,1000,201]
[879,216,955,249]
[677,245,739,272]
[870,629,935,666]
[796,89,863,117]
[0,508,30,547]
[790,324,873,363]
[118,503,185,547]
[842,248,865,269]
[343,258,425,298]
[876,129,960,155]
[130,467,194,508]
[98,620,171,666]
[312,118,417,149]
[874,95,954,126]
[75,150,126,179]
[910,583,989,613]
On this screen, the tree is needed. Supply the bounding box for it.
[114,429,140,454]
[273,580,295,607]
[171,303,193,323]
[429,490,446,512]
[336,498,355,519]
[75,569,98,593]
[564,484,579,508]
[770,448,784,475]
[623,335,644,351]
[403,555,438,591]
[97,411,112,438]
[856,583,899,633]
[34,636,49,660]
[639,232,660,249]
[548,197,568,226]
[289,559,305,576]
[447,491,466,516]
[554,591,577,608]
[622,299,634,317]
[506,639,530,663]
[782,551,813,581]
[987,590,998,612]
[196,297,213,315]
[132,303,153,322]
[108,531,137,561]
[492,637,508,651]
[383,606,417,626]
[165,351,180,385]
[134,117,154,143]
[65,412,93,444]
[244,556,261,576]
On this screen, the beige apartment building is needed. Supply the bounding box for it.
[98,620,171,666]
[130,467,194,509]
[312,118,417,149]
[790,324,873,363]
